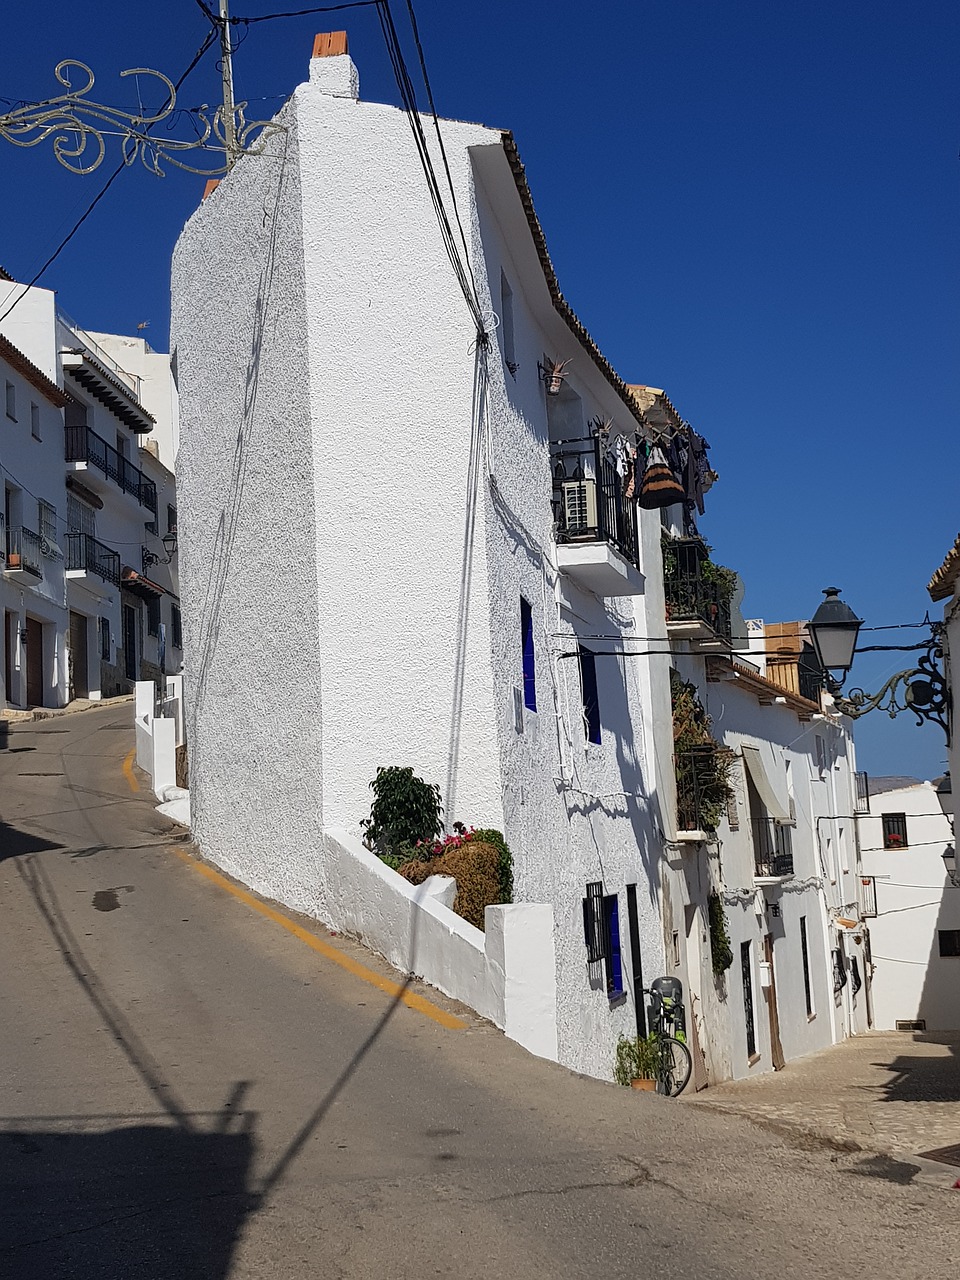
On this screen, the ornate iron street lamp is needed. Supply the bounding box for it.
[807,587,950,735]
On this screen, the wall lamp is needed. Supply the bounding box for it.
[942,846,959,888]
[142,530,178,571]
[807,587,950,736]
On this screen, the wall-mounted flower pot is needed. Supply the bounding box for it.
[630,1077,657,1091]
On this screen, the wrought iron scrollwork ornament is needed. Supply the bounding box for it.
[834,629,951,734]
[0,61,282,177]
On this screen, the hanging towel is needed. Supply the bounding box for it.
[638,445,685,509]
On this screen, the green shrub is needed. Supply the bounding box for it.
[708,892,734,976]
[613,1033,660,1086]
[360,767,442,858]
[398,839,501,931]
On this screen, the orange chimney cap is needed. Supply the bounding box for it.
[312,31,349,58]
[202,179,220,201]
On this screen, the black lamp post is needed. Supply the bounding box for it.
[808,588,863,679]
[942,846,958,888]
[142,530,178,571]
[806,587,950,735]
[936,773,953,820]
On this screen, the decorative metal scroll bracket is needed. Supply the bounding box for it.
[833,630,951,735]
[0,61,283,177]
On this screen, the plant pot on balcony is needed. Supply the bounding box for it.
[7,553,20,568]
[630,1077,657,1091]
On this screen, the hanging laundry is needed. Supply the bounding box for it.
[623,446,638,501]
[638,443,685,509]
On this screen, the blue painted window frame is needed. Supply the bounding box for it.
[520,596,536,712]
[578,645,601,744]
[603,893,624,999]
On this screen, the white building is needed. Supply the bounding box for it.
[170,35,863,1081]
[0,273,181,707]
[856,778,958,1031]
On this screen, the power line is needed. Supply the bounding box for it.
[230,1,380,22]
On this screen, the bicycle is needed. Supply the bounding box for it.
[644,976,692,1097]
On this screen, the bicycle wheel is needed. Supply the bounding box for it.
[655,1036,692,1097]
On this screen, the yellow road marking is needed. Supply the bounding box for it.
[171,847,467,1030]
[122,748,140,793]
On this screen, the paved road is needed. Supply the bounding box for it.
[0,706,953,1279]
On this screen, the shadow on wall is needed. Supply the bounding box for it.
[917,883,960,1033]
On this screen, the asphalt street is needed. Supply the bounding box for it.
[0,705,953,1279]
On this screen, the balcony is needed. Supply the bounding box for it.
[752,818,795,881]
[65,425,157,514]
[65,532,121,586]
[4,526,43,580]
[854,770,870,815]
[663,536,733,648]
[551,437,643,596]
[675,746,730,841]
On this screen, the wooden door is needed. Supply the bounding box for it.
[763,933,786,1071]
[69,611,89,699]
[26,617,43,707]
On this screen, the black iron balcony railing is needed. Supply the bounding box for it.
[663,536,733,642]
[65,425,157,513]
[551,436,639,567]
[65,531,121,586]
[675,745,728,833]
[752,817,795,878]
[5,525,43,578]
[854,770,870,815]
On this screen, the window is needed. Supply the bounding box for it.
[171,604,182,650]
[116,432,128,460]
[38,500,57,544]
[815,734,826,777]
[30,403,40,440]
[167,504,177,535]
[578,645,601,744]
[938,930,960,957]
[799,916,814,1017]
[147,595,160,637]
[582,881,604,963]
[67,494,96,538]
[499,271,517,377]
[100,617,111,660]
[741,941,756,1058]
[5,380,15,420]
[882,813,909,849]
[520,596,536,711]
[602,893,624,999]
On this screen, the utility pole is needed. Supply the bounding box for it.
[218,0,238,168]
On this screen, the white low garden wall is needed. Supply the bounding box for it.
[323,828,559,1062]
[134,679,189,824]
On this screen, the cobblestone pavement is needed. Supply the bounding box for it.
[686,1031,960,1166]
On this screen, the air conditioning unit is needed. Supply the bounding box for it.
[561,478,597,537]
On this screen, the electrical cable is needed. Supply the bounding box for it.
[231,1,381,22]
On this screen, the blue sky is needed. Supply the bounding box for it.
[2,1,957,778]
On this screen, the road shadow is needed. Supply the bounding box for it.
[0,821,62,862]
[0,1115,256,1279]
[871,1032,960,1103]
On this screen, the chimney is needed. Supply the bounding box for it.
[309,30,359,100]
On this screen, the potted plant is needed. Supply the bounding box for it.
[613,1033,660,1091]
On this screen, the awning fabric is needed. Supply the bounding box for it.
[742,744,791,822]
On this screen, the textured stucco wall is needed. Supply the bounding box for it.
[172,104,329,916]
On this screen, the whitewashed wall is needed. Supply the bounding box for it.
[859,781,959,1030]
[172,50,667,1079]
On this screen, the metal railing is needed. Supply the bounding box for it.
[854,771,870,815]
[551,436,639,567]
[752,818,795,878]
[663,536,733,642]
[65,425,157,513]
[675,746,726,833]
[5,525,43,578]
[57,308,141,398]
[65,532,121,586]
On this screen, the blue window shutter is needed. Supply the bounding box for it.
[520,596,537,711]
[603,894,624,998]
[578,645,601,744]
